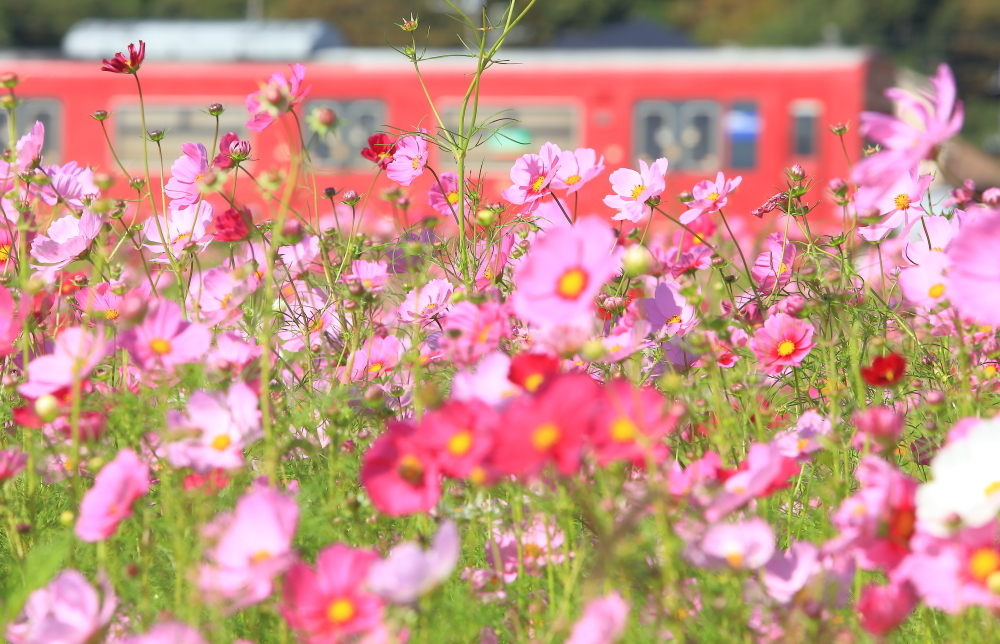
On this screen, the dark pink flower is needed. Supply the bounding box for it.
[680,171,741,225]
[361,420,441,516]
[246,64,310,132]
[101,41,145,74]
[75,448,150,542]
[857,581,918,636]
[749,313,816,375]
[501,144,560,212]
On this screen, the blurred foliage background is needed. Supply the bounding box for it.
[0,0,997,148]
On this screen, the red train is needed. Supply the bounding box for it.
[0,47,882,227]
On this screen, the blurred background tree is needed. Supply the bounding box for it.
[0,0,997,149]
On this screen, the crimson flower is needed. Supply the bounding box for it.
[213,207,253,242]
[861,353,907,386]
[101,41,145,74]
[360,133,396,170]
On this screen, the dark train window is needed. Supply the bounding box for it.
[0,99,63,164]
[791,101,821,156]
[440,103,579,171]
[634,100,719,171]
[727,101,760,169]
[304,99,387,169]
[116,104,247,168]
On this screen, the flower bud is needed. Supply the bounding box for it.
[658,372,684,393]
[829,123,849,136]
[623,245,652,277]
[0,72,19,88]
[228,140,252,161]
[925,390,945,406]
[579,338,606,362]
[34,394,60,423]
[710,256,726,268]
[347,278,364,297]
[121,295,148,323]
[603,296,628,313]
[398,14,419,31]
[280,219,304,245]
[128,176,146,190]
[788,164,806,181]
[678,191,694,203]
[91,109,110,121]
[983,187,1000,207]
[475,208,496,227]
[323,187,338,199]
[93,172,114,191]
[363,385,384,404]
[266,86,282,105]
[829,177,847,196]
[147,130,165,142]
[207,103,225,116]
[0,95,16,110]
[777,293,806,317]
[317,107,336,127]
[59,511,74,526]
[341,189,361,206]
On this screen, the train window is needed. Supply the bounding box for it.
[634,100,719,171]
[0,99,62,164]
[790,101,821,157]
[727,101,760,169]
[440,103,579,171]
[115,104,247,169]
[304,100,386,169]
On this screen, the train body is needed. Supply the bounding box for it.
[0,47,879,227]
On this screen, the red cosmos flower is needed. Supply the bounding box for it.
[213,207,253,242]
[360,133,397,170]
[360,420,441,516]
[507,352,561,393]
[589,381,681,466]
[413,400,497,481]
[861,353,907,386]
[101,41,145,74]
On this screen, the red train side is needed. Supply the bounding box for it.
[0,48,871,229]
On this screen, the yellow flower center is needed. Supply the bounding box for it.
[530,175,546,194]
[985,481,1000,497]
[150,338,172,355]
[894,193,911,210]
[928,283,946,299]
[367,362,384,374]
[397,454,424,485]
[556,268,588,299]
[411,157,421,170]
[327,598,356,625]
[725,551,744,568]
[778,263,788,274]
[446,191,460,205]
[566,174,581,185]
[447,430,473,456]
[524,373,544,393]
[250,550,271,564]
[532,423,561,451]
[970,548,1000,582]
[796,438,810,452]
[667,314,682,324]
[220,293,233,309]
[0,245,10,261]
[195,172,204,182]
[610,417,638,443]
[105,309,119,321]
[708,192,720,201]
[985,365,998,378]
[776,340,796,357]
[211,434,232,451]
[630,184,647,200]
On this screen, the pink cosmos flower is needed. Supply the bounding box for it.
[121,622,208,644]
[660,245,713,278]
[120,300,213,372]
[603,158,669,223]
[564,592,629,644]
[689,518,775,570]
[142,201,214,261]
[6,570,115,644]
[281,544,385,644]
[438,300,510,366]
[749,312,816,375]
[706,442,799,522]
[510,217,621,326]
[413,400,497,479]
[680,172,742,225]
[164,143,209,207]
[348,335,404,382]
[199,486,299,611]
[667,451,723,500]
[589,381,678,466]
[361,420,441,516]
[773,410,830,460]
[397,278,453,324]
[552,147,605,194]
[450,352,521,406]
[854,171,933,242]
[851,407,905,453]
[343,260,389,292]
[39,162,99,210]
[904,214,960,265]
[640,280,697,337]
[246,64,310,132]
[386,136,427,186]
[945,210,1000,325]
[277,234,321,279]
[857,581,919,636]
[0,448,27,480]
[30,212,103,279]
[751,232,796,295]
[75,448,150,542]
[475,233,515,290]
[853,63,963,194]
[19,327,112,399]
[762,540,821,604]
[208,332,261,375]
[366,521,460,604]
[428,171,462,216]
[164,383,262,473]
[899,251,951,309]
[501,144,560,212]
[189,266,254,327]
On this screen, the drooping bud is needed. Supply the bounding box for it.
[147,130,165,142]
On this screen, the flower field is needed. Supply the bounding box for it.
[3,5,1000,644]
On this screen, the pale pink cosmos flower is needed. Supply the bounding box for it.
[565,592,629,644]
[386,136,428,186]
[853,63,963,194]
[277,235,321,279]
[450,352,520,406]
[749,312,816,375]
[75,448,150,542]
[899,251,951,309]
[475,233,515,290]
[640,280,697,337]
[120,300,212,372]
[343,259,389,292]
[397,278,453,324]
[774,410,831,460]
[164,383,262,472]
[246,64,310,132]
[30,211,103,279]
[854,171,933,242]
[428,171,462,216]
[438,300,510,366]
[276,285,340,353]
[199,486,299,611]
[188,266,254,327]
[164,143,209,207]
[0,121,45,189]
[510,217,621,326]
[762,540,820,604]
[904,214,959,266]
[705,442,798,522]
[689,518,775,570]
[348,335,405,382]
[603,158,669,223]
[19,327,112,399]
[366,520,460,604]
[121,622,208,644]
[552,147,605,194]
[751,232,796,295]
[208,332,261,375]
[6,570,116,644]
[945,210,1000,325]
[39,162,99,210]
[142,201,214,262]
[0,448,27,480]
[500,144,561,212]
[680,171,742,225]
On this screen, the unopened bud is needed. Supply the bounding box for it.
[983,187,1000,207]
[347,278,364,297]
[0,72,19,88]
[788,164,806,181]
[623,245,652,277]
[678,191,694,203]
[363,385,383,404]
[398,14,419,31]
[228,140,252,161]
[343,300,358,311]
[93,172,114,190]
[148,130,165,142]
[829,123,848,136]
[128,176,146,190]
[0,95,16,110]
[34,394,60,423]
[925,390,945,406]
[323,187,338,199]
[59,511,74,526]
[266,86,282,105]
[475,208,496,227]
[91,110,109,121]
[658,372,684,393]
[603,296,628,313]
[207,103,225,116]
[341,189,361,206]
[280,219,304,245]
[710,256,726,268]
[317,107,336,127]
[579,338,606,362]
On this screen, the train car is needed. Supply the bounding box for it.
[0,42,882,230]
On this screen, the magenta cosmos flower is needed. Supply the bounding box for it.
[749,312,816,375]
[386,135,427,186]
[680,171,742,225]
[199,486,299,611]
[397,278,453,325]
[19,327,112,399]
[343,259,388,292]
[564,591,629,644]
[121,300,212,372]
[750,232,797,295]
[246,64,310,132]
[101,40,144,74]
[38,162,99,210]
[510,217,622,327]
[0,448,27,480]
[428,171,462,216]
[75,448,150,542]
[6,570,115,644]
[360,420,441,516]
[945,210,1000,325]
[30,211,103,280]
[603,157,668,223]
[164,382,262,472]
[552,147,605,194]
[281,544,385,644]
[439,300,510,367]
[500,144,561,212]
[164,143,209,207]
